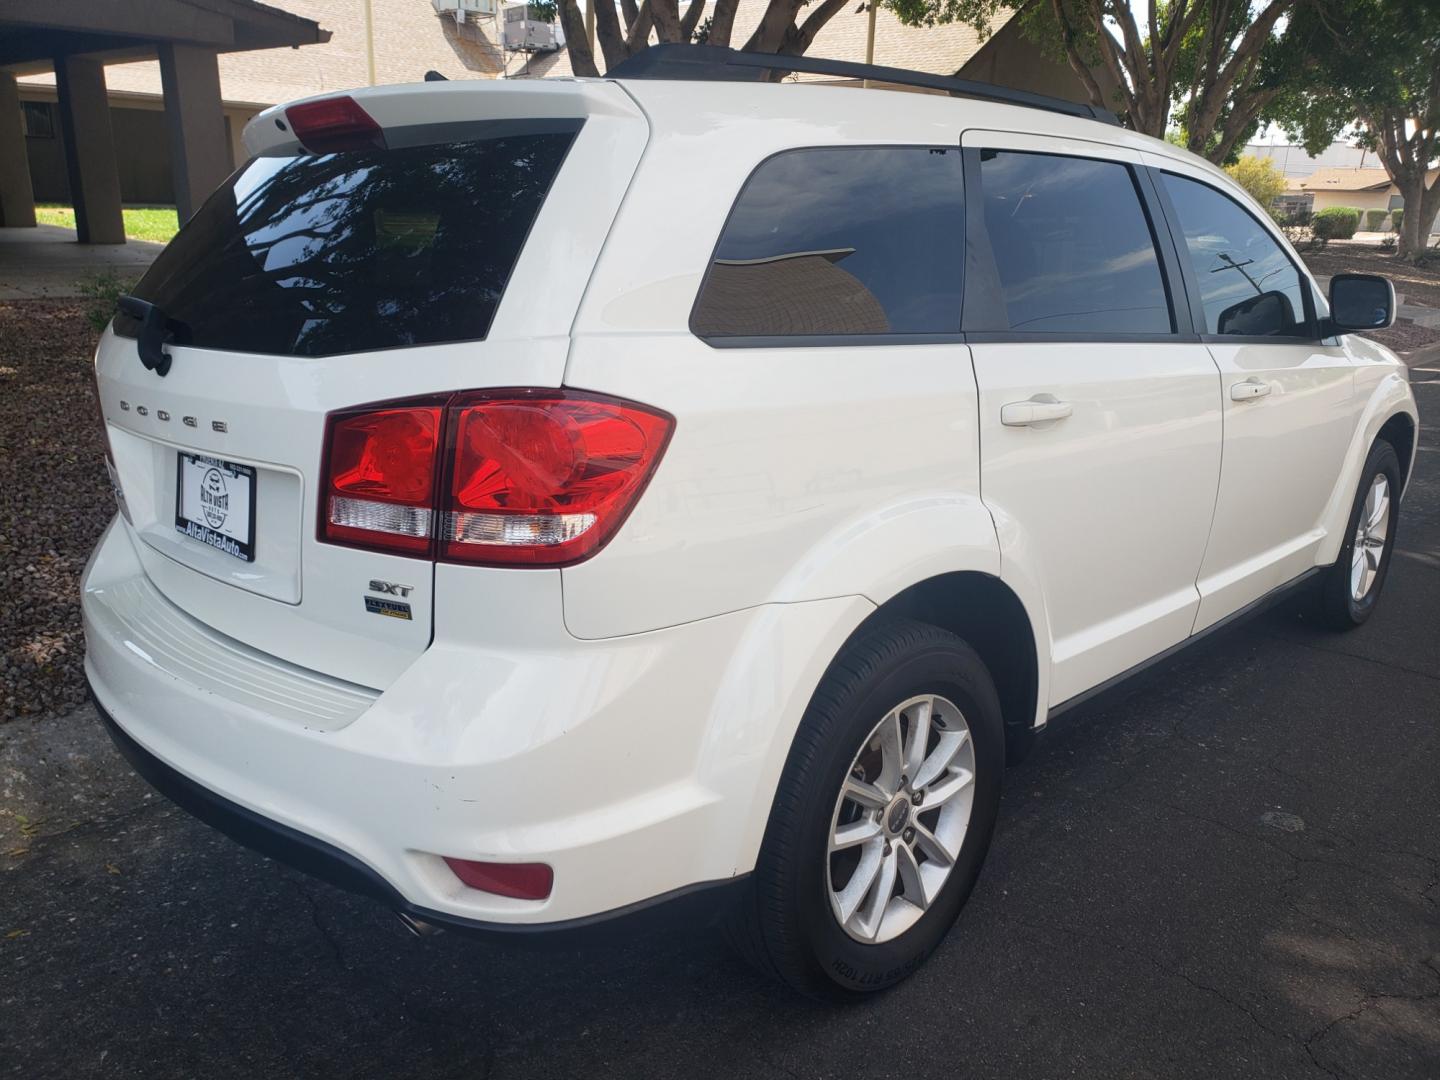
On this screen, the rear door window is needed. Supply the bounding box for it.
[1160,172,1310,338]
[968,150,1173,335]
[115,123,580,357]
[691,147,965,340]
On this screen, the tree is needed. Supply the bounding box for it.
[557,0,853,77]
[1270,0,1439,261]
[1225,154,1287,215]
[883,0,1303,164]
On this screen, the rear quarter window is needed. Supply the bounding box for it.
[115,122,580,358]
[691,146,966,341]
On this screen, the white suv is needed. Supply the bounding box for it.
[84,46,1418,998]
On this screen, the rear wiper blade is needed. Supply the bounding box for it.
[117,295,188,377]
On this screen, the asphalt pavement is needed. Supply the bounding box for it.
[3,375,1438,1080]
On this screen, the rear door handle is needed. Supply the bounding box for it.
[1230,378,1272,402]
[1001,398,1073,427]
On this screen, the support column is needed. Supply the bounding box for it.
[159,43,231,222]
[54,55,124,244]
[0,73,37,228]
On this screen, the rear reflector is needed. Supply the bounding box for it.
[443,858,554,901]
[285,95,386,154]
[319,390,673,567]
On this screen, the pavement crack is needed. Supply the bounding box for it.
[1254,630,1440,684]
[294,880,345,966]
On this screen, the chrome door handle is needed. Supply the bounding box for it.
[1230,379,1272,402]
[1001,398,1073,427]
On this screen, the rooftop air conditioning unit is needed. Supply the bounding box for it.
[502,3,558,51]
[433,0,498,23]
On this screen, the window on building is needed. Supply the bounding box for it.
[21,101,54,139]
[1162,173,1309,338]
[691,147,965,339]
[968,150,1173,335]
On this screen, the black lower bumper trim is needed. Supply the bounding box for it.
[93,691,748,943]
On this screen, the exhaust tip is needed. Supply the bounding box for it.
[395,911,444,938]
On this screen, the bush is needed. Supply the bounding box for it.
[1364,208,1388,230]
[76,271,137,333]
[1277,208,1317,249]
[1392,208,1404,230]
[1313,206,1361,240]
[1224,155,1287,215]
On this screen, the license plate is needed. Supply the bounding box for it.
[175,453,256,562]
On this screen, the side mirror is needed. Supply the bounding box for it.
[1326,273,1395,335]
[1216,290,1295,336]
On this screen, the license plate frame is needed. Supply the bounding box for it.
[174,453,257,563]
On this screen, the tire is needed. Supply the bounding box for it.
[1316,439,1401,630]
[726,617,1005,999]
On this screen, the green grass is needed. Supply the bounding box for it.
[35,203,179,244]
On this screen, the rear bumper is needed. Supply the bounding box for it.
[83,517,869,928]
[92,696,747,940]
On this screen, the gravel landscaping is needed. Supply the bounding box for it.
[0,300,106,721]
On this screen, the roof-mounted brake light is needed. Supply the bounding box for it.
[285,96,386,155]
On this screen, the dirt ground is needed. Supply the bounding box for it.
[1302,242,1440,308]
[0,301,106,721]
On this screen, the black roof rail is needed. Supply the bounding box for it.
[604,44,1120,126]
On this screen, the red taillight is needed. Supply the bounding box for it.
[321,404,442,556]
[319,391,673,566]
[285,96,385,154]
[443,858,554,901]
[441,392,673,567]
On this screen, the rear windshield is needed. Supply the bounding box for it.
[115,122,580,358]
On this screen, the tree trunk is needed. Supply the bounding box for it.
[1400,179,1440,263]
[557,0,599,76]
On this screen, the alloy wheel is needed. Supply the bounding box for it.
[1351,473,1391,602]
[826,694,976,944]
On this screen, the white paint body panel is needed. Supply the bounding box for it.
[83,76,1419,925]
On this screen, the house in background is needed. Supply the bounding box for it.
[1282,167,1440,234]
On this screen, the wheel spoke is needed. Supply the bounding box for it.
[1365,542,1382,571]
[903,697,932,778]
[895,842,928,910]
[843,776,890,809]
[1367,484,1388,531]
[922,766,974,810]
[854,847,899,941]
[876,709,905,791]
[835,838,885,924]
[912,820,955,868]
[913,729,968,792]
[831,817,882,853]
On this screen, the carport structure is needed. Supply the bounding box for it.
[0,0,327,242]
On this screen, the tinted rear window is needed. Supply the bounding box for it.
[115,124,579,357]
[691,147,965,339]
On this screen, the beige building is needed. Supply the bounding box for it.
[1285,166,1440,232]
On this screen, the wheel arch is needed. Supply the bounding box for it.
[851,572,1041,760]
[1377,410,1417,495]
